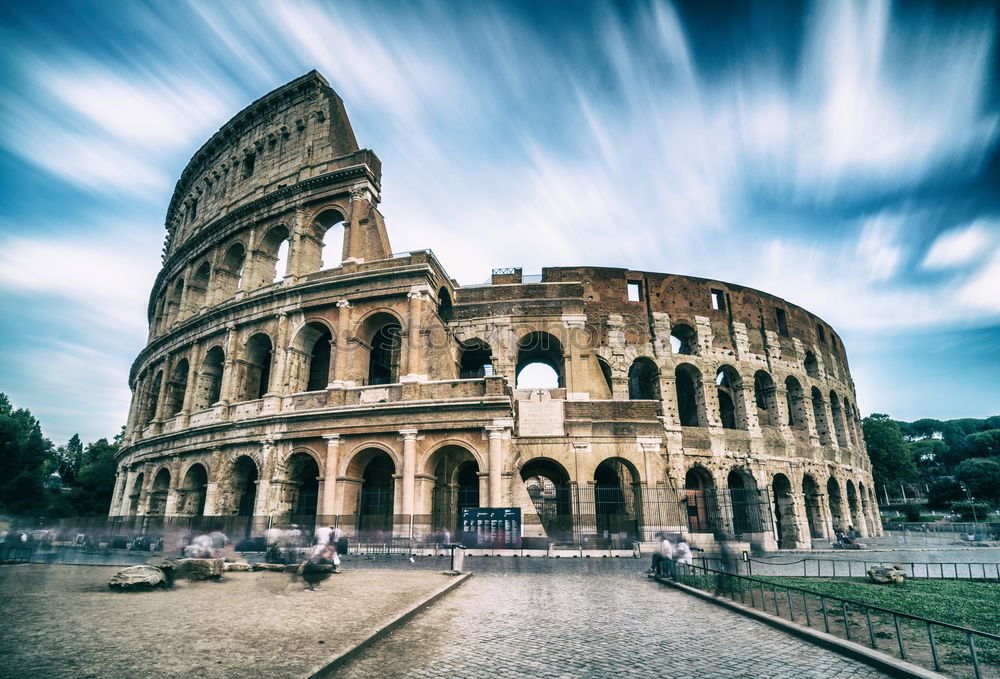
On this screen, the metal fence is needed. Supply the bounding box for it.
[672,563,1000,679]
[736,557,1000,581]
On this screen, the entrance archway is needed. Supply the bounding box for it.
[593,458,641,543]
[428,445,480,538]
[802,474,824,538]
[357,451,395,537]
[684,467,717,533]
[179,464,208,517]
[285,452,320,520]
[232,456,259,516]
[827,477,845,533]
[772,473,798,548]
[520,458,572,542]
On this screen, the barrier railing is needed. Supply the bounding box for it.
[672,563,1000,679]
[720,557,1000,581]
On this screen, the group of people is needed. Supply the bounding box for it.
[835,526,860,549]
[296,525,345,591]
[646,532,694,579]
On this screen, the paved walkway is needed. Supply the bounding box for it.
[331,574,889,679]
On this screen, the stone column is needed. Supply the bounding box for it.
[330,300,352,387]
[399,429,419,519]
[485,426,506,507]
[153,359,172,423]
[202,448,223,516]
[740,383,760,432]
[219,324,240,403]
[270,311,290,395]
[253,438,275,516]
[108,470,125,516]
[320,434,342,517]
[403,290,426,381]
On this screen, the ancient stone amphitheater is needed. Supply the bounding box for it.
[110,71,881,551]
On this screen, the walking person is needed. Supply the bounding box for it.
[674,535,693,577]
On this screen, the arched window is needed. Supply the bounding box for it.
[675,364,704,427]
[186,261,211,312]
[802,474,824,538]
[627,357,660,400]
[179,464,208,517]
[753,370,778,426]
[216,242,245,300]
[785,376,805,428]
[231,456,259,517]
[195,346,226,410]
[516,332,564,389]
[286,453,320,519]
[244,333,274,400]
[811,387,832,444]
[459,339,493,379]
[597,356,613,398]
[368,323,402,385]
[317,209,346,270]
[684,467,717,533]
[167,279,184,325]
[257,225,290,285]
[438,287,453,323]
[166,359,189,417]
[804,351,820,379]
[669,323,698,355]
[829,391,849,447]
[144,370,163,425]
[148,468,170,516]
[715,365,746,430]
[306,326,332,391]
[827,477,845,533]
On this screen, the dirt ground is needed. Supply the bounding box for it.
[0,563,455,679]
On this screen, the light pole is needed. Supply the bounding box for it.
[959,482,979,526]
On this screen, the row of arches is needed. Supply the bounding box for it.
[152,209,347,335]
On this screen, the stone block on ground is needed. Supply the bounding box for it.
[867,565,905,584]
[179,558,224,580]
[108,565,165,591]
[252,562,290,572]
[224,561,251,572]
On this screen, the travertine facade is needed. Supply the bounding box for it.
[111,72,881,550]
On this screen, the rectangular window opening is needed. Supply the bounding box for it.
[776,308,789,336]
[243,154,256,178]
[627,281,643,302]
[710,289,725,311]
[816,324,826,342]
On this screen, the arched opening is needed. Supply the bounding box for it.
[858,481,873,536]
[232,456,259,516]
[368,323,402,385]
[772,473,798,548]
[317,210,346,270]
[144,371,163,425]
[148,468,170,516]
[843,398,858,446]
[716,365,746,430]
[166,359,189,417]
[785,376,806,428]
[516,332,564,389]
[597,356,613,398]
[195,346,226,410]
[827,477,845,533]
[437,287,453,323]
[357,451,395,537]
[186,261,211,312]
[458,339,493,379]
[812,387,832,444]
[804,351,820,378]
[594,458,641,543]
[802,474,824,538]
[243,333,273,400]
[289,322,332,393]
[684,467,717,533]
[259,225,290,285]
[830,392,849,447]
[217,242,246,300]
[727,469,764,536]
[286,452,320,520]
[167,279,184,325]
[520,458,572,542]
[753,370,778,427]
[127,472,144,516]
[670,323,698,355]
[179,464,208,517]
[627,358,660,400]
[428,445,480,537]
[675,364,704,427]
[845,480,862,534]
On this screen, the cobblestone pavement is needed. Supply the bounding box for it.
[331,574,890,679]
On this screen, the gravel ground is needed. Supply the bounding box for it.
[0,563,453,679]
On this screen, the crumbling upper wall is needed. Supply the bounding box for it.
[163,71,368,260]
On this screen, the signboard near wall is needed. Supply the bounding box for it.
[460,508,522,548]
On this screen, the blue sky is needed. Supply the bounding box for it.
[0,0,998,444]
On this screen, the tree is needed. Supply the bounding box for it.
[0,393,56,514]
[964,430,1000,459]
[954,457,1000,502]
[67,438,119,515]
[926,478,963,509]
[863,413,916,493]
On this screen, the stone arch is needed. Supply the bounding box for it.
[715,365,747,430]
[772,473,799,548]
[858,480,874,536]
[282,450,321,520]
[727,468,764,536]
[343,447,397,537]
[437,287,453,323]
[148,467,170,516]
[143,370,163,425]
[830,391,849,447]
[356,310,403,386]
[753,370,779,427]
[842,397,858,446]
[256,224,291,286]
[785,376,806,428]
[802,474,825,539]
[178,462,209,517]
[684,466,718,533]
[227,455,260,517]
[804,351,820,378]
[520,457,572,541]
[313,208,347,271]
[827,476,845,533]
[424,444,480,537]
[670,323,698,355]
[812,387,832,444]
[242,332,274,400]
[845,479,863,534]
[194,345,225,410]
[166,278,184,326]
[289,321,333,392]
[596,356,614,398]
[594,457,642,541]
[458,338,493,379]
[166,358,189,417]
[675,363,706,427]
[628,357,660,400]
[185,260,212,313]
[214,241,246,301]
[127,471,144,516]
[516,331,564,389]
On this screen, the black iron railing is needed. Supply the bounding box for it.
[734,557,1000,581]
[672,563,1000,679]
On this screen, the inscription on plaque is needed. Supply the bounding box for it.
[518,390,565,436]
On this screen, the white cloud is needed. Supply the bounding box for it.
[922,221,997,270]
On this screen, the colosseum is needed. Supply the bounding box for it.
[110,71,882,553]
